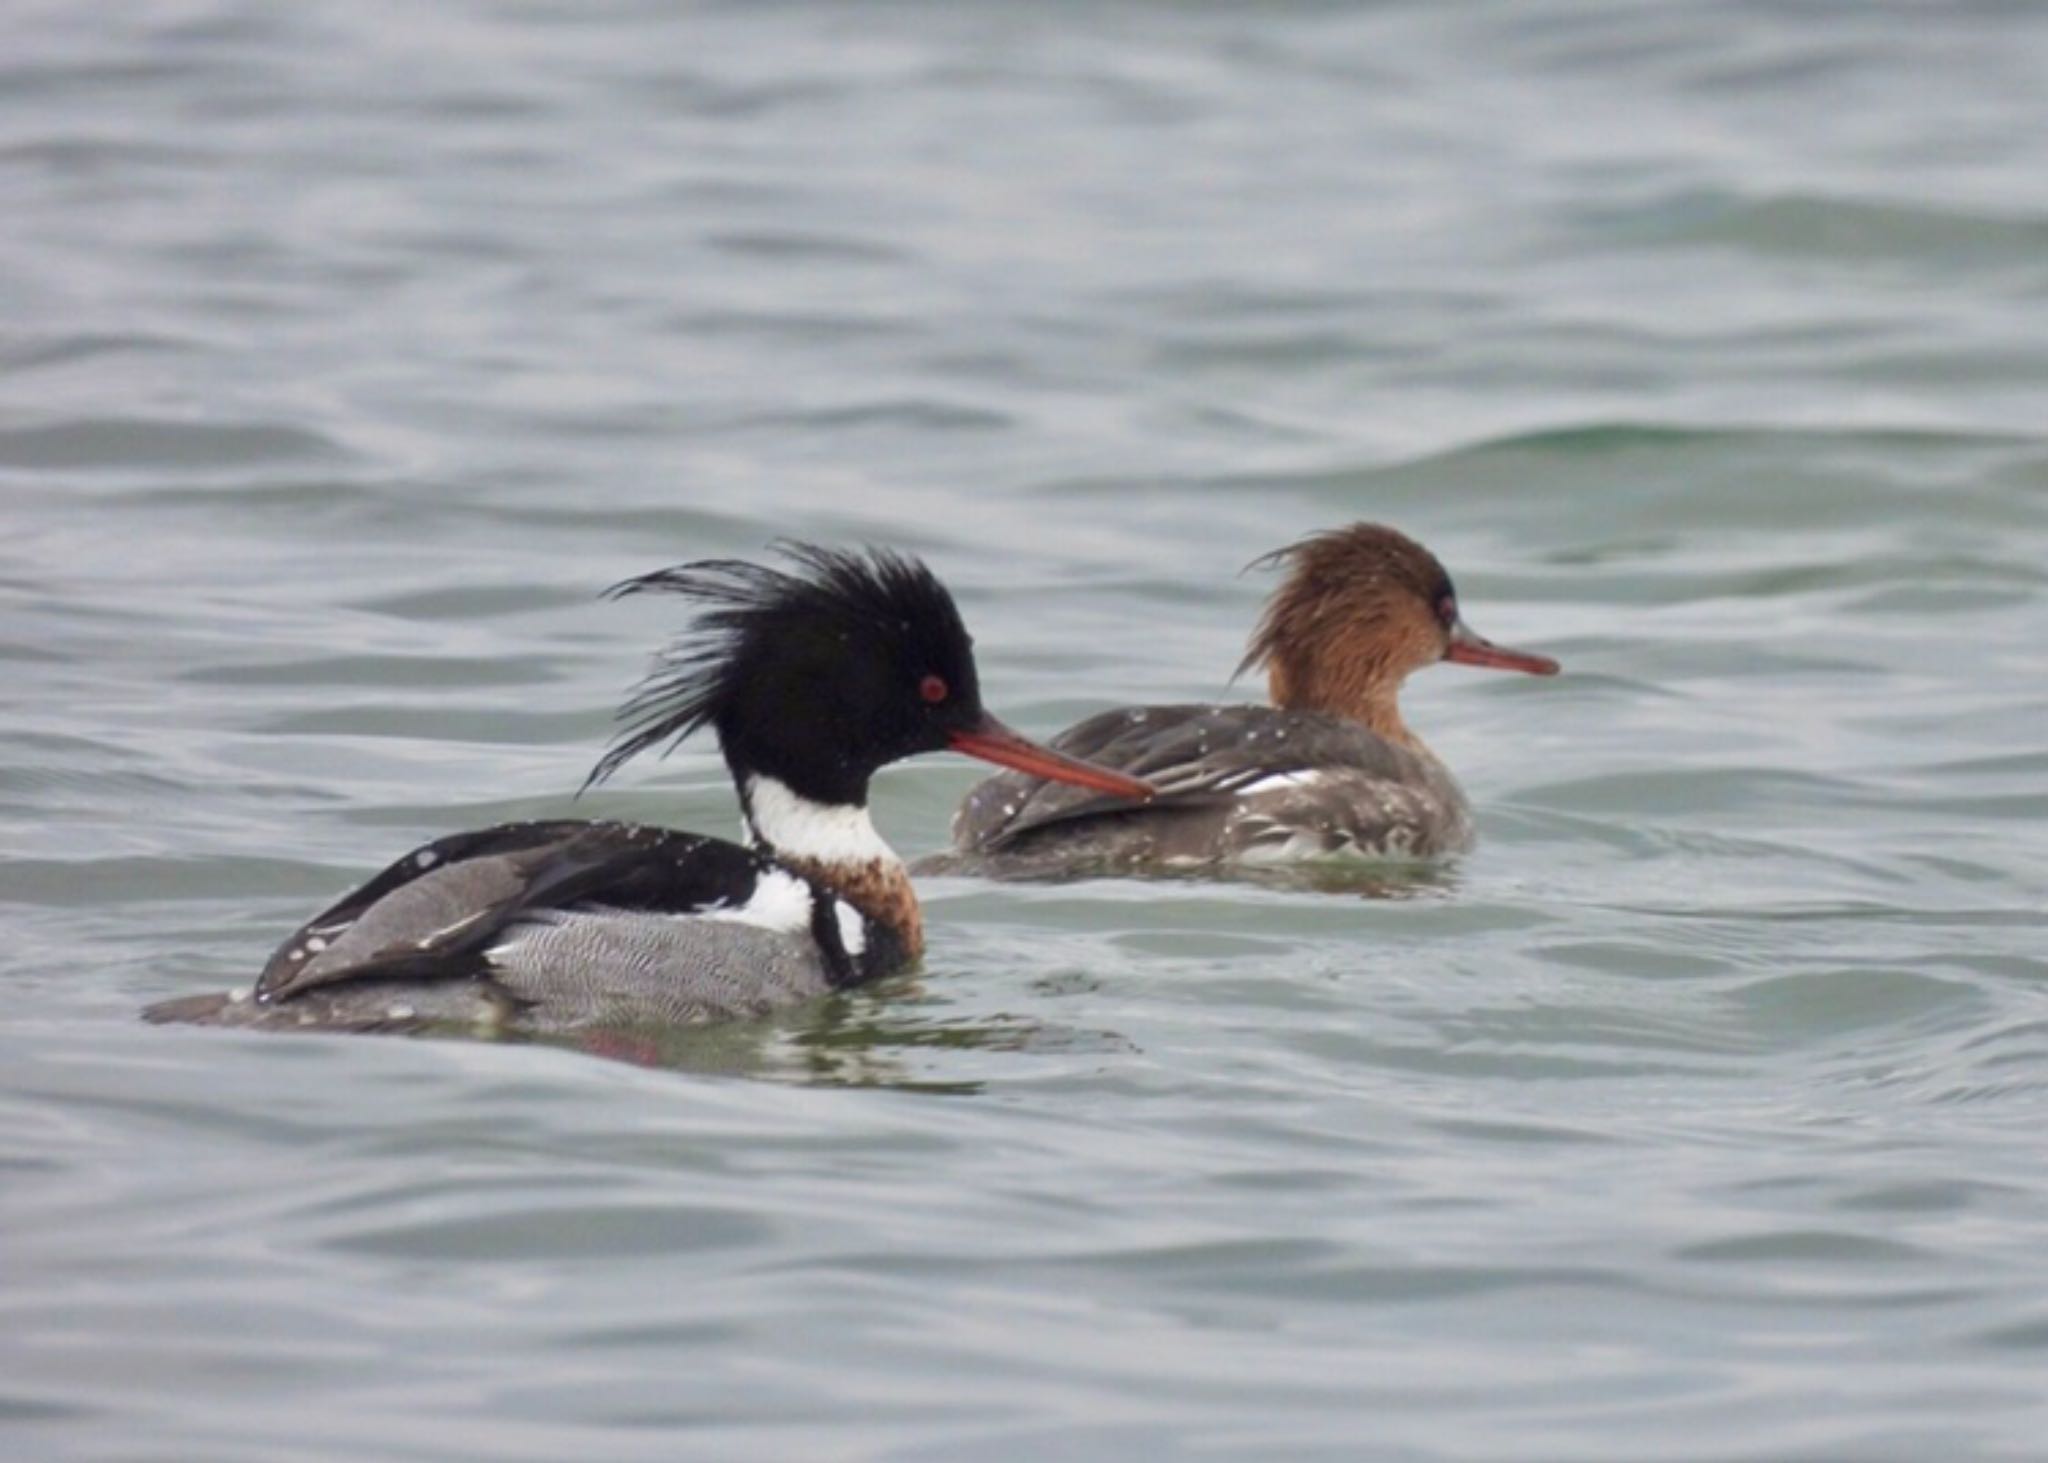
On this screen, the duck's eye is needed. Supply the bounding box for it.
[1436,595,1458,627]
[919,674,949,704]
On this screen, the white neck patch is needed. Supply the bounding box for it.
[744,776,901,869]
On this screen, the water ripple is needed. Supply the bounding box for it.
[6,0,2048,1457]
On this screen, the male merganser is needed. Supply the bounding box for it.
[944,523,1558,871]
[144,545,1154,1037]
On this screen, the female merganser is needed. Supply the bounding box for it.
[144,545,1153,1037]
[944,523,1558,871]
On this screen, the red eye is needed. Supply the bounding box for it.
[919,674,949,704]
[1437,595,1458,627]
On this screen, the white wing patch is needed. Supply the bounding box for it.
[1236,770,1325,795]
[700,868,815,935]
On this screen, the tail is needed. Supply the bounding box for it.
[141,991,237,1026]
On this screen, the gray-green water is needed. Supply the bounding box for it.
[6,2,2048,1458]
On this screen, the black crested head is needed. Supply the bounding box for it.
[583,543,986,807]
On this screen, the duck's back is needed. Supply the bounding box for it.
[947,704,1471,871]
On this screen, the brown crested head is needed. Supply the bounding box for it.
[1235,523,1557,742]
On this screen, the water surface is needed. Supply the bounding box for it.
[5,2,2048,1458]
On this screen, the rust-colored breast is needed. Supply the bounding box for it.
[785,855,924,965]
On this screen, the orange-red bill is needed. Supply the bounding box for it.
[1445,619,1560,676]
[948,715,1157,801]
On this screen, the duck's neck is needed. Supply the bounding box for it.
[740,775,923,961]
[1268,665,1425,754]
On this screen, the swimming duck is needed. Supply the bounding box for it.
[145,545,1154,1037]
[945,523,1558,871]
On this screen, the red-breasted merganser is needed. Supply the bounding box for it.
[944,523,1558,871]
[144,545,1154,1037]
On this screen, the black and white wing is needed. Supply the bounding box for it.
[252,820,777,1004]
